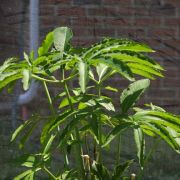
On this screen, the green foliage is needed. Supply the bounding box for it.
[0,27,179,179]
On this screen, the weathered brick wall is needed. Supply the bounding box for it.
[38,0,180,113]
[0,0,180,179]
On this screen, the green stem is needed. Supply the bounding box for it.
[62,69,85,179]
[43,166,57,180]
[43,81,56,116]
[96,84,102,163]
[116,135,121,166]
[32,74,61,83]
[63,148,69,169]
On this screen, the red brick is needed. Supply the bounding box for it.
[134,0,162,6]
[73,0,101,5]
[163,79,180,87]
[147,89,176,99]
[117,28,147,38]
[148,28,176,38]
[88,28,115,37]
[149,3,176,16]
[55,0,72,4]
[164,18,180,26]
[104,0,131,6]
[163,0,180,5]
[87,7,118,17]
[40,5,54,16]
[57,7,85,16]
[134,18,161,26]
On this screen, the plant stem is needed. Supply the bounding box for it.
[62,69,85,179]
[43,166,57,180]
[43,81,56,116]
[116,134,121,166]
[96,84,102,163]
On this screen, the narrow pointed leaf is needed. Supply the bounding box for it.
[102,122,132,147]
[134,127,145,169]
[96,63,108,81]
[22,69,30,91]
[120,79,150,113]
[38,31,53,56]
[78,61,88,93]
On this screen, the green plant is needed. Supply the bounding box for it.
[0,27,179,179]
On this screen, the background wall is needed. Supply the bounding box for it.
[0,0,180,179]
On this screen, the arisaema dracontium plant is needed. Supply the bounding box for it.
[0,27,179,179]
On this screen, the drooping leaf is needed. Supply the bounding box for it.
[0,73,22,91]
[141,122,180,153]
[22,69,31,91]
[53,27,73,53]
[103,52,163,71]
[78,60,89,93]
[134,127,145,169]
[120,79,150,113]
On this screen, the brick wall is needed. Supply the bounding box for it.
[38,0,180,113]
[0,0,180,178]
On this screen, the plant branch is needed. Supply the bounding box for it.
[43,166,57,180]
[43,81,56,116]
[62,68,85,179]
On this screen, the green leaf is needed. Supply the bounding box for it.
[90,58,134,81]
[127,63,163,78]
[112,160,133,179]
[92,161,110,180]
[43,134,56,154]
[141,122,180,153]
[40,110,74,144]
[22,69,31,91]
[134,127,145,169]
[78,60,89,93]
[11,120,30,142]
[0,57,16,73]
[19,120,39,149]
[21,155,36,168]
[38,31,53,56]
[24,52,31,66]
[102,122,132,147]
[96,63,108,81]
[96,98,115,112]
[103,52,163,71]
[53,27,73,53]
[14,170,33,180]
[105,86,118,92]
[59,96,78,108]
[0,73,22,91]
[120,79,150,113]
[58,111,89,147]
